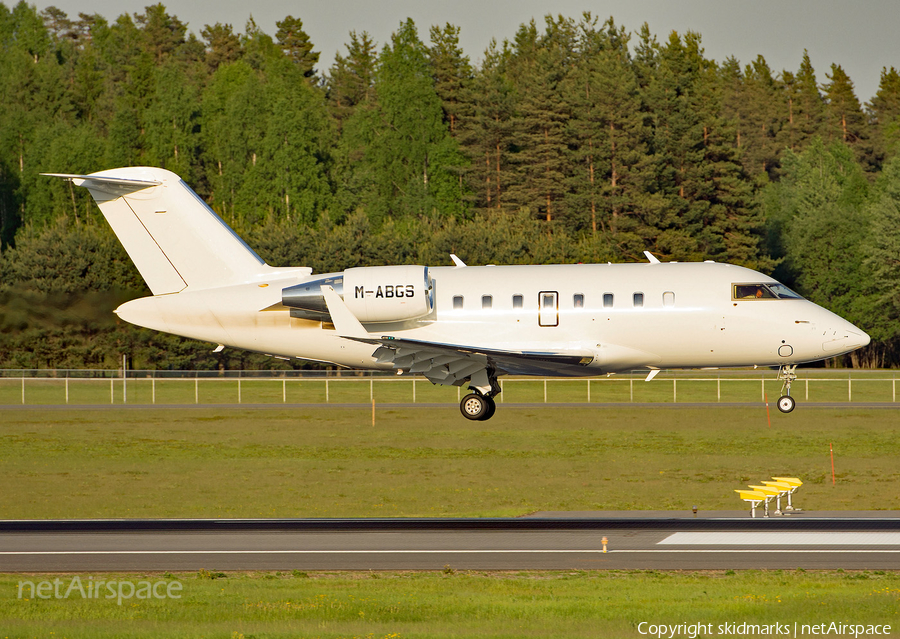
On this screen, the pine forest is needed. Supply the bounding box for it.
[2,3,900,369]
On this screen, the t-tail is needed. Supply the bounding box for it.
[44,167,276,293]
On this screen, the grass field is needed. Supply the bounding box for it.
[1,405,899,637]
[1,569,898,638]
[0,406,898,518]
[2,370,899,406]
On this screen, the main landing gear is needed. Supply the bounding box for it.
[459,374,501,421]
[776,364,797,413]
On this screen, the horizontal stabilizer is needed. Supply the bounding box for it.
[42,173,161,199]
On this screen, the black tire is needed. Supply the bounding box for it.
[777,395,796,413]
[479,396,497,421]
[460,393,488,420]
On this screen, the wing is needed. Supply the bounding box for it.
[368,336,593,386]
[318,285,593,393]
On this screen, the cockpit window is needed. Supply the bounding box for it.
[767,283,804,299]
[733,283,804,300]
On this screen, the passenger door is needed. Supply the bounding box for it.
[538,291,558,327]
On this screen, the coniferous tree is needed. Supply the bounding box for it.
[867,67,900,164]
[338,19,465,223]
[201,22,242,73]
[779,51,825,152]
[505,17,575,223]
[456,39,515,212]
[428,23,471,134]
[565,18,650,242]
[721,55,783,179]
[274,15,318,79]
[326,30,377,129]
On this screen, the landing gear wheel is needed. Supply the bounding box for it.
[777,395,796,413]
[460,393,488,420]
[481,395,496,421]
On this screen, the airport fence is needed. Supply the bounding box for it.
[0,368,898,406]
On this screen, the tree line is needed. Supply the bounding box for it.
[1,2,900,369]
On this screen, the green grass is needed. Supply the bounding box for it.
[1,407,899,637]
[1,569,898,638]
[1,406,899,519]
[2,370,899,406]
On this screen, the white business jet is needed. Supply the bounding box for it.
[45,168,870,420]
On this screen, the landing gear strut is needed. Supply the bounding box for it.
[776,365,797,413]
[459,372,500,421]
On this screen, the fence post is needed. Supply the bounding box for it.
[806,379,809,401]
[413,378,416,403]
[326,378,330,403]
[21,376,24,405]
[65,376,69,405]
[283,378,286,403]
[587,379,590,403]
[370,377,373,402]
[110,378,113,404]
[152,377,156,405]
[761,376,764,403]
[673,378,677,403]
[499,379,503,403]
[238,378,241,404]
[848,373,852,403]
[543,379,547,403]
[717,376,720,402]
[630,377,633,403]
[894,376,896,403]
[195,377,199,404]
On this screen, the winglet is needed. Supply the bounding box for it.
[643,250,660,264]
[450,254,467,267]
[320,285,369,339]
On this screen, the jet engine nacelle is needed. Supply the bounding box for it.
[282,265,433,324]
[343,265,432,322]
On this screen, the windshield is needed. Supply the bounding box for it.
[732,283,804,300]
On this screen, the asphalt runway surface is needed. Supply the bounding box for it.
[3,512,899,571]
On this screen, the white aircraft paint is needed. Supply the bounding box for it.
[44,167,871,420]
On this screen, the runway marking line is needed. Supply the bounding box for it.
[3,549,900,556]
[658,532,900,545]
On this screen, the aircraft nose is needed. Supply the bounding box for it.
[822,323,870,354]
[860,329,871,348]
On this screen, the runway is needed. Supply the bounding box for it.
[3,512,900,571]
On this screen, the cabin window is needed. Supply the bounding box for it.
[512,294,523,309]
[603,293,613,308]
[633,292,644,307]
[663,291,675,307]
[573,294,584,308]
[482,295,492,309]
[453,295,463,309]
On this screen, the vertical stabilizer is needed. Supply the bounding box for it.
[44,167,267,294]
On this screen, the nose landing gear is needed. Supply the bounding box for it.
[776,365,797,413]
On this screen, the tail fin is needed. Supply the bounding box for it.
[44,167,267,294]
